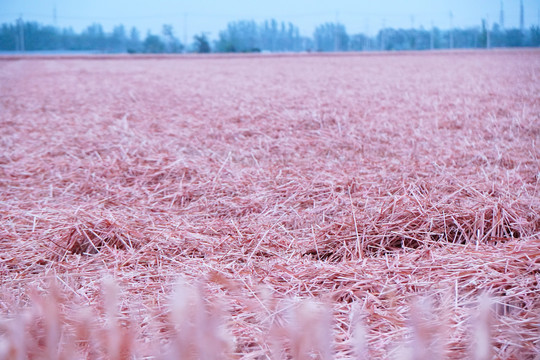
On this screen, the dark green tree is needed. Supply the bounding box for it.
[350,33,371,51]
[193,33,211,53]
[81,23,105,50]
[314,23,349,51]
[162,24,183,53]
[0,23,16,50]
[60,27,78,50]
[110,24,127,52]
[143,32,165,53]
[505,29,524,47]
[127,27,141,53]
[531,26,540,46]
[215,20,258,52]
[431,27,442,49]
[489,23,505,47]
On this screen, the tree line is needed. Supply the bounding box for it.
[1,18,539,53]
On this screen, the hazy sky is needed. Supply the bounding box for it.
[1,0,539,40]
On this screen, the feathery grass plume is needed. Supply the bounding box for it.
[472,293,493,360]
[69,305,99,359]
[33,284,63,359]
[0,283,74,359]
[350,303,369,360]
[271,298,332,360]
[100,276,134,360]
[405,296,448,360]
[165,278,232,359]
[0,313,27,360]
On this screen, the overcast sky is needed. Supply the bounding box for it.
[1,0,539,40]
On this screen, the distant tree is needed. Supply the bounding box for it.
[127,27,141,53]
[1,18,538,54]
[531,26,540,46]
[257,19,302,52]
[416,28,432,49]
[215,20,259,52]
[490,23,505,47]
[431,27,442,49]
[110,24,127,52]
[0,23,16,50]
[59,27,76,50]
[451,28,480,48]
[143,32,165,53]
[81,23,106,50]
[193,33,211,53]
[1,23,16,50]
[350,33,370,51]
[301,36,314,52]
[215,19,304,52]
[505,29,524,47]
[380,28,432,50]
[162,24,183,53]
[314,23,349,51]
[0,21,62,51]
[260,19,273,51]
[268,19,278,51]
[22,22,52,50]
[378,28,399,50]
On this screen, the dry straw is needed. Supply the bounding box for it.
[0,50,539,358]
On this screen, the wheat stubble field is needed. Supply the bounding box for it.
[0,50,539,359]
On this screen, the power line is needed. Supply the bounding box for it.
[0,10,460,21]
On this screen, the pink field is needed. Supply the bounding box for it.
[1,51,539,358]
